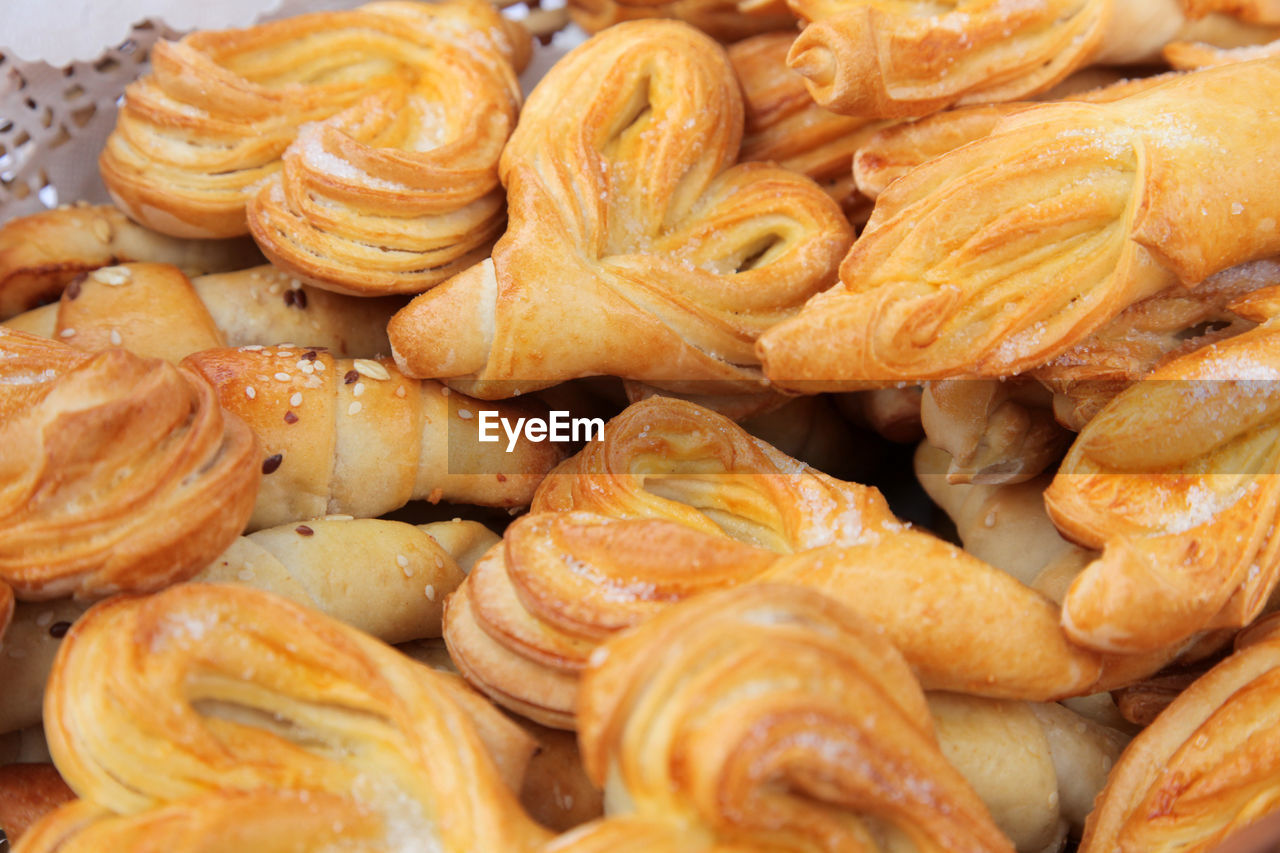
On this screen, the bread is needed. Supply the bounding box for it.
[22,583,550,852]
[182,345,563,530]
[5,263,400,360]
[0,205,260,320]
[785,0,1279,117]
[758,58,1280,389]
[0,330,260,600]
[0,764,75,845]
[388,20,852,399]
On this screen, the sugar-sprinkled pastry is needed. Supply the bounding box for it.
[0,330,260,600]
[759,58,1280,389]
[21,583,550,852]
[389,21,852,399]
[183,346,563,530]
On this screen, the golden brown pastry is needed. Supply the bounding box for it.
[759,58,1280,389]
[0,331,260,600]
[0,581,11,643]
[5,263,400,360]
[730,31,888,217]
[0,764,75,845]
[568,0,794,41]
[245,1,528,295]
[834,385,925,442]
[1080,613,1280,852]
[1166,35,1280,67]
[388,20,853,400]
[22,583,549,852]
[101,0,529,258]
[0,205,260,320]
[921,379,1070,485]
[517,722,605,833]
[784,0,1279,117]
[1045,307,1280,654]
[563,584,1015,852]
[182,345,563,530]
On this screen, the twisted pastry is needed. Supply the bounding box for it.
[1044,305,1280,654]
[568,0,794,41]
[730,31,887,218]
[784,0,1280,117]
[6,263,399,360]
[389,21,853,399]
[1080,613,1280,852]
[101,0,528,248]
[0,331,260,600]
[183,345,562,530]
[759,58,1280,388]
[21,583,549,853]
[561,584,1014,852]
[0,205,260,320]
[246,1,527,295]
[0,764,74,845]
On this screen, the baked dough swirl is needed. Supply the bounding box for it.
[0,330,260,600]
[20,583,549,852]
[388,20,852,399]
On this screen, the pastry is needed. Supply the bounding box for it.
[5,263,400,360]
[0,330,259,600]
[834,386,925,443]
[0,205,260,321]
[758,58,1280,389]
[100,0,529,258]
[182,345,563,530]
[388,20,853,399]
[563,583,1015,852]
[1166,35,1280,67]
[784,0,1279,117]
[0,764,75,845]
[567,0,794,42]
[1080,613,1280,852]
[21,583,549,852]
[1045,296,1280,654]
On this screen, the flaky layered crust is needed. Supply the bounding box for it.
[1080,614,1280,852]
[101,0,527,267]
[759,58,1280,389]
[784,0,1279,117]
[568,0,794,41]
[389,21,852,399]
[183,346,562,529]
[1045,309,1280,654]
[22,584,548,852]
[0,331,260,600]
[564,584,1014,852]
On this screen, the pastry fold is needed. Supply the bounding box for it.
[388,20,852,399]
[0,331,259,600]
[22,583,549,852]
[785,0,1279,117]
[183,346,563,530]
[759,58,1280,388]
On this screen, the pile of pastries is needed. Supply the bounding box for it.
[3,0,1280,850]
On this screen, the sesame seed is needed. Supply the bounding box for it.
[440,387,450,397]
[297,360,315,373]
[274,372,291,382]
[290,392,302,407]
[314,360,326,371]
[277,351,294,358]
[353,382,365,397]
[424,585,436,601]
[49,621,71,639]
[237,569,255,581]
[246,386,256,399]
[296,525,314,536]
[434,555,444,569]
[262,453,284,474]
[353,359,390,381]
[35,610,54,627]
[109,329,123,346]
[396,554,409,568]
[395,386,406,398]
[458,409,473,419]
[93,266,131,286]
[348,401,363,415]
[284,411,298,424]
[324,514,354,521]
[344,370,358,384]
[65,276,83,300]
[92,219,112,242]
[302,351,318,361]
[268,282,282,296]
[59,328,76,338]
[243,345,264,351]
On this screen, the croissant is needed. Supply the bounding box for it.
[784,0,1280,117]
[5,263,399,360]
[567,0,794,41]
[1080,613,1280,852]
[21,583,550,852]
[0,205,260,320]
[561,583,1014,852]
[1044,302,1280,654]
[758,58,1280,389]
[0,330,260,600]
[0,518,497,736]
[101,0,529,253]
[0,764,74,845]
[388,20,853,400]
[182,345,563,530]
